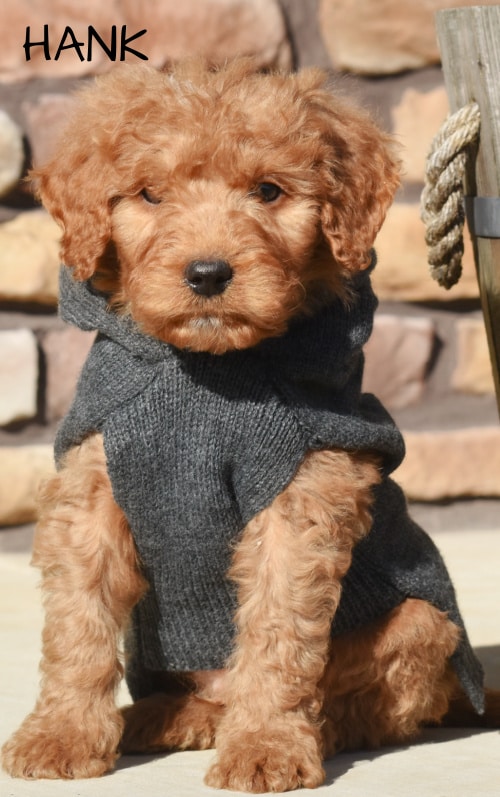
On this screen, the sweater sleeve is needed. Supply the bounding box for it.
[54,333,160,465]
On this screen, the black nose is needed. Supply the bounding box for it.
[184,259,233,297]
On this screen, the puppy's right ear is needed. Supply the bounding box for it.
[30,121,115,281]
[295,69,401,274]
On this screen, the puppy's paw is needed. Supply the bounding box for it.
[121,693,221,753]
[2,715,119,780]
[205,728,324,793]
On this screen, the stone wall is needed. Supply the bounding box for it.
[1,0,499,526]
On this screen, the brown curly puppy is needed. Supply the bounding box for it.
[2,60,495,793]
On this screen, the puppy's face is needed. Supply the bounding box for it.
[34,61,400,353]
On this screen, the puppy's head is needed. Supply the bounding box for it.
[33,60,400,353]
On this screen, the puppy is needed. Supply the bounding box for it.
[2,60,491,792]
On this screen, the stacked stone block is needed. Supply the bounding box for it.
[1,0,499,526]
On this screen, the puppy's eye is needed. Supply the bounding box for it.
[255,182,283,203]
[141,188,161,205]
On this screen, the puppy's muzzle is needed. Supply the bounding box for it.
[184,259,233,297]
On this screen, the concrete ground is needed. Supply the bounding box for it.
[0,524,499,797]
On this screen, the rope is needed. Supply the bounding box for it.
[420,102,480,289]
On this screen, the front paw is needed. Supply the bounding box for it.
[2,713,120,779]
[205,729,325,793]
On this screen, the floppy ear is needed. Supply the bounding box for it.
[30,90,120,281]
[300,72,401,272]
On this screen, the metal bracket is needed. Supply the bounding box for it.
[465,196,500,238]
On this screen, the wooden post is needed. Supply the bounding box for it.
[436,5,500,413]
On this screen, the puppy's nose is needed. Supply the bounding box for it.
[184,259,233,297]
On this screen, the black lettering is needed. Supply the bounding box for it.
[54,27,85,62]
[120,27,148,61]
[24,25,51,61]
[87,25,117,61]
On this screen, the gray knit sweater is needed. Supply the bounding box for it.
[55,262,484,713]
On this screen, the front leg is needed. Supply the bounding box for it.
[206,449,379,793]
[2,434,146,779]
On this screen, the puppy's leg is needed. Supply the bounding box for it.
[2,435,146,779]
[321,598,461,755]
[205,449,379,793]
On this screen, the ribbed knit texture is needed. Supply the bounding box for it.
[55,260,484,713]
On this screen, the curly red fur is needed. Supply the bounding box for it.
[31,59,400,353]
[2,436,147,779]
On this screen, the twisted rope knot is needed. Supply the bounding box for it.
[420,102,480,289]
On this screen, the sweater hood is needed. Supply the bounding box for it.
[58,257,405,475]
[59,256,376,396]
[59,265,173,363]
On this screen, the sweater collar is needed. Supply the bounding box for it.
[58,258,377,393]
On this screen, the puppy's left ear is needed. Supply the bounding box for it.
[30,140,114,282]
[301,73,401,272]
[28,71,130,282]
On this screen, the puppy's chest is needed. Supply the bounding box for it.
[101,356,307,562]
